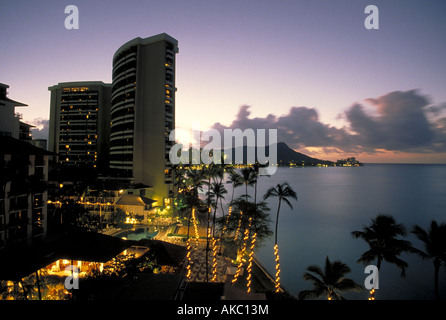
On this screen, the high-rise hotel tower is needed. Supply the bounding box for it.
[110,33,178,204]
[48,81,112,170]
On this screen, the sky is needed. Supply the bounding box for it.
[1,0,445,163]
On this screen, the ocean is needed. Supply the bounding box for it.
[223,164,446,300]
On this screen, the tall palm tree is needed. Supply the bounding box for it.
[240,167,256,203]
[227,169,243,203]
[209,181,228,238]
[264,182,297,292]
[412,220,446,300]
[299,256,363,300]
[184,168,204,240]
[263,182,298,245]
[352,214,413,276]
[203,165,220,281]
[352,214,413,299]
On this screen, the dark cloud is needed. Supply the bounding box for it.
[345,90,444,152]
[211,90,446,155]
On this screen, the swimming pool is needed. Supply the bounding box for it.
[116,226,159,241]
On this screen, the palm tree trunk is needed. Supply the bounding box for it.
[186,207,192,240]
[275,198,282,245]
[212,200,218,238]
[35,270,42,300]
[19,279,28,300]
[376,258,382,271]
[206,177,211,282]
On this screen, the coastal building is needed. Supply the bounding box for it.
[48,81,112,171]
[0,83,28,140]
[0,136,51,249]
[109,33,178,205]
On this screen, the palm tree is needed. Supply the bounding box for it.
[227,169,243,203]
[209,181,228,238]
[263,183,298,246]
[240,167,256,203]
[411,220,446,300]
[299,256,363,300]
[352,214,413,299]
[184,168,204,240]
[264,182,297,292]
[352,214,413,276]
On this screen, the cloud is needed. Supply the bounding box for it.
[211,90,446,155]
[212,105,353,150]
[345,90,445,153]
[29,118,49,140]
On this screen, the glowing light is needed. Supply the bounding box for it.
[274,244,281,292]
[232,217,252,285]
[234,210,243,241]
[191,208,199,241]
[222,206,232,235]
[186,239,192,280]
[369,288,376,300]
[246,231,257,293]
[211,238,218,282]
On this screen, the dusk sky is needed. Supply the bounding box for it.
[1,0,445,163]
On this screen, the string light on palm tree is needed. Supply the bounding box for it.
[191,208,199,241]
[274,244,281,292]
[264,183,298,294]
[222,206,232,235]
[369,289,376,300]
[246,231,257,293]
[232,218,252,284]
[234,210,243,241]
[211,238,218,281]
[186,238,192,280]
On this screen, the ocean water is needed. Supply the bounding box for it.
[223,164,446,300]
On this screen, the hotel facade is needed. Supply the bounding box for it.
[48,81,112,171]
[109,33,178,205]
[0,83,50,249]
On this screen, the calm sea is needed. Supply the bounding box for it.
[223,164,446,300]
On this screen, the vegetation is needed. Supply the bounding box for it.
[263,182,297,292]
[352,214,413,276]
[298,256,363,300]
[411,220,446,300]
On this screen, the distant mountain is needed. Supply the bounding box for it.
[222,141,334,166]
[276,142,334,166]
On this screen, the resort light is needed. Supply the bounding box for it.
[234,211,243,241]
[186,239,192,280]
[223,206,232,235]
[192,208,199,241]
[274,244,281,292]
[211,238,218,282]
[232,217,252,285]
[246,231,257,293]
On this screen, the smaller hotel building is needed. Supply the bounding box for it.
[48,82,111,171]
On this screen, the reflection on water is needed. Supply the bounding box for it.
[224,165,446,299]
